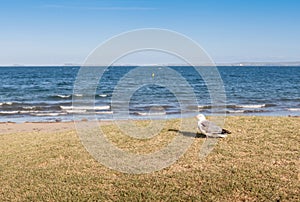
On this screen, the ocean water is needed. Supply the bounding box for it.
[0,66,299,122]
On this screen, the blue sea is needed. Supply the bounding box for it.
[0,66,299,122]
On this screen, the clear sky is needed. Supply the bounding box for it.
[0,0,300,65]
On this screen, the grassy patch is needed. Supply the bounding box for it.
[0,116,299,201]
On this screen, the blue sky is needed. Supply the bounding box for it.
[0,0,300,65]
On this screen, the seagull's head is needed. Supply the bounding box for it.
[196,114,206,121]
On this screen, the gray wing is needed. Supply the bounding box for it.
[198,120,222,134]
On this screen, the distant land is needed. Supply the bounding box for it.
[2,61,300,67]
[217,61,300,66]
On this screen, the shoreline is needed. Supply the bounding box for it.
[0,113,299,123]
[0,115,299,135]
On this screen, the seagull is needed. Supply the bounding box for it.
[196,114,231,138]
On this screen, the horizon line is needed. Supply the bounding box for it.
[1,61,300,67]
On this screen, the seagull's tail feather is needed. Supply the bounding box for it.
[221,128,231,134]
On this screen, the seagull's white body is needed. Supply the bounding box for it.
[196,114,230,138]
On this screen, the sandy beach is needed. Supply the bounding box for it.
[0,122,76,135]
[0,116,299,201]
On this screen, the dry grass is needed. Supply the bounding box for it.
[0,116,299,201]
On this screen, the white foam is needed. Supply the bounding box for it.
[237,104,265,109]
[74,94,83,97]
[137,112,166,116]
[33,113,67,116]
[227,110,245,113]
[0,102,14,106]
[60,105,110,110]
[57,95,71,98]
[60,106,73,110]
[66,109,87,114]
[23,106,36,110]
[287,108,300,111]
[0,111,19,114]
[94,106,110,110]
[19,111,37,114]
[99,94,108,97]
